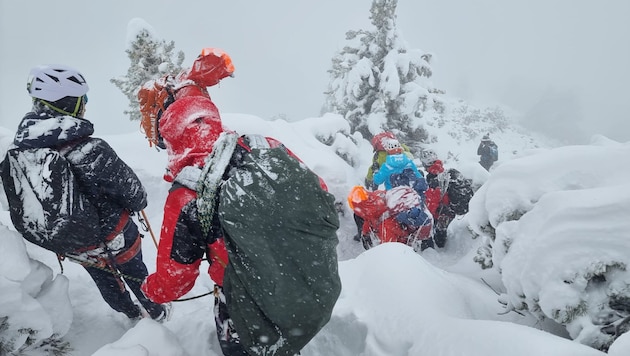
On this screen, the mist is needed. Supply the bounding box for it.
[1,0,628,143]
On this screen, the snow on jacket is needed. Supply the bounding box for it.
[141,96,330,303]
[141,135,322,303]
[141,167,223,303]
[372,153,424,190]
[8,112,147,241]
[365,146,414,187]
[424,159,472,218]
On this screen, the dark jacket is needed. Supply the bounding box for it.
[477,140,498,168]
[424,160,473,218]
[9,112,147,240]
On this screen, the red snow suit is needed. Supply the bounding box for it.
[142,96,327,303]
[349,186,433,247]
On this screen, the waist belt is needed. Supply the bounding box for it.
[67,211,142,267]
[74,210,130,254]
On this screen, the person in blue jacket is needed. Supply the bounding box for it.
[372,139,427,194]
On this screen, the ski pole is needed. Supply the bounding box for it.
[140,209,159,248]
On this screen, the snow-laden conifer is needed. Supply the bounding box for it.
[324,0,444,150]
[110,18,184,121]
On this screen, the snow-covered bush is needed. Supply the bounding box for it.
[0,225,73,355]
[461,139,630,350]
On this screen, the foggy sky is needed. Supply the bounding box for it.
[1,0,628,142]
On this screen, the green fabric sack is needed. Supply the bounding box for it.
[218,141,341,356]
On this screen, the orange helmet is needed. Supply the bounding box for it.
[137,47,235,148]
[347,186,369,210]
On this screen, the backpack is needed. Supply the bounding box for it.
[1,146,102,254]
[197,133,341,356]
[445,169,474,216]
[390,168,428,197]
[490,144,499,161]
[386,186,432,230]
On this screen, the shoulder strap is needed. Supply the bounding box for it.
[241,134,270,150]
[197,132,239,236]
[59,137,90,154]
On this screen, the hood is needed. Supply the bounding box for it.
[159,96,224,181]
[13,112,94,149]
[427,160,444,175]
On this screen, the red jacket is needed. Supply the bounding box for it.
[142,186,216,304]
[424,160,450,217]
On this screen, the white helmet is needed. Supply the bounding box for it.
[27,65,89,102]
[383,139,402,153]
[419,149,438,165]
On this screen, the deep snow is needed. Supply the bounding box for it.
[1,112,630,355]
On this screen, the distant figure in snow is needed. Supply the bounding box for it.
[0,64,168,322]
[477,134,498,171]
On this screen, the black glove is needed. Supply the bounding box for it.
[365,178,378,191]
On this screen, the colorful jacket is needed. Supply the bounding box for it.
[372,153,424,190]
[365,145,413,187]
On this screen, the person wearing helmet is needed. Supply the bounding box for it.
[477,133,499,171]
[365,132,414,190]
[418,149,473,248]
[419,149,439,168]
[2,64,169,322]
[372,139,426,192]
[140,87,339,355]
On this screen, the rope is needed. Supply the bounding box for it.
[60,253,145,284]
[172,291,213,302]
[59,213,221,303]
[61,253,214,302]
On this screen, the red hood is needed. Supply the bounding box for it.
[159,96,224,181]
[427,160,444,175]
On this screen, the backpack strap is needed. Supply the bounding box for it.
[56,137,89,155]
[240,134,271,150]
[197,132,239,236]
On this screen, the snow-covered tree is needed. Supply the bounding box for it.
[110,18,184,121]
[324,0,444,150]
